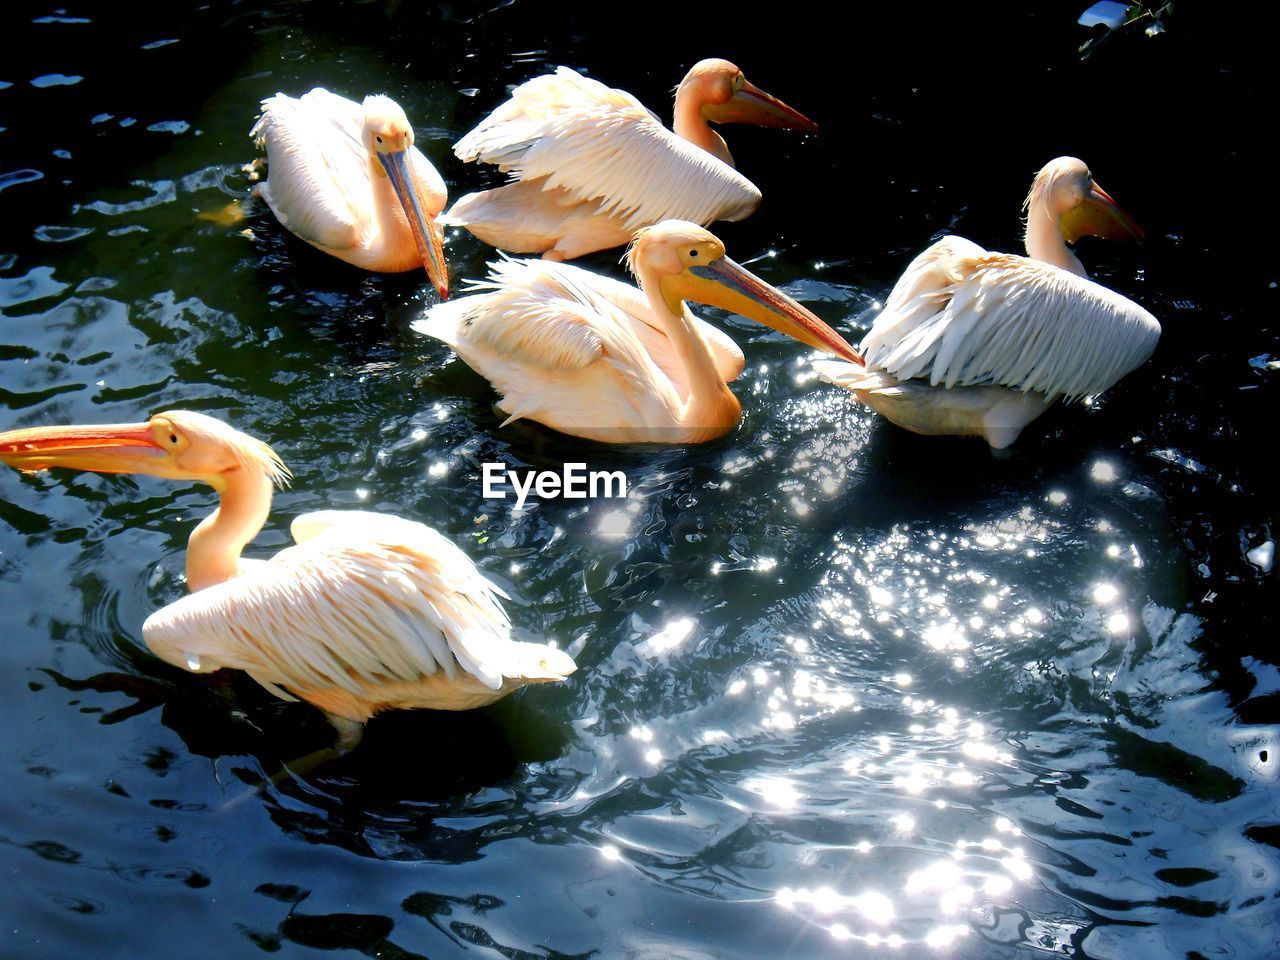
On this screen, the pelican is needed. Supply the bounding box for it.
[444,59,817,261]
[251,88,450,298]
[0,410,574,748]
[414,220,860,444]
[814,157,1160,449]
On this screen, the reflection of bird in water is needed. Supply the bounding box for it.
[416,220,859,444]
[0,410,575,750]
[445,59,817,261]
[816,157,1160,449]
[251,88,450,298]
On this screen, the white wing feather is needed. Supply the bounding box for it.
[142,512,522,701]
[861,237,1161,402]
[414,258,678,429]
[413,258,748,438]
[453,68,760,230]
[251,88,447,247]
[416,257,742,382]
[250,89,370,249]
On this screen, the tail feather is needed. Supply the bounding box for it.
[412,298,476,348]
[813,360,895,393]
[860,236,988,370]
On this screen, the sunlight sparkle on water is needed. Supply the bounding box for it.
[1091,461,1117,482]
[962,738,1011,763]
[907,859,961,894]
[896,768,930,795]
[637,617,695,656]
[1002,855,1034,881]
[1092,582,1120,604]
[925,925,970,949]
[924,622,968,651]
[777,887,896,927]
[766,710,797,731]
[752,777,802,809]
[855,891,896,924]
[597,510,631,538]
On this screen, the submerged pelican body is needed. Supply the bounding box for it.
[0,411,574,748]
[816,157,1161,449]
[251,88,450,297]
[415,220,860,444]
[445,60,817,261]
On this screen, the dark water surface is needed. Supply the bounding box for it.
[2,2,1277,958]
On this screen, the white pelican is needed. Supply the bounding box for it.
[444,59,817,261]
[0,411,574,748]
[814,157,1160,449]
[414,220,860,444]
[251,88,450,298]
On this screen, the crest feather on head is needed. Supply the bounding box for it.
[1023,156,1089,220]
[160,410,292,488]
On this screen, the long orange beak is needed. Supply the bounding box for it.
[379,149,450,299]
[0,422,169,477]
[1061,181,1144,244]
[702,79,818,132]
[676,257,860,362]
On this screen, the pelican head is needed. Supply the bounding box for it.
[0,410,289,492]
[1026,156,1143,244]
[681,59,817,131]
[363,94,449,299]
[628,220,859,361]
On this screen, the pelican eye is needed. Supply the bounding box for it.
[169,434,178,444]
[376,136,383,144]
[689,249,699,258]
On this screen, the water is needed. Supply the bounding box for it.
[2,3,1277,958]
